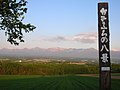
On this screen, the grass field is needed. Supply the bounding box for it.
[0,75,120,90]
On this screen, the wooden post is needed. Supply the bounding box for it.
[98,2,111,90]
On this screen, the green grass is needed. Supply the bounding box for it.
[0,75,119,90]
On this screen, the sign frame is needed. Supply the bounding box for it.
[98,2,111,90]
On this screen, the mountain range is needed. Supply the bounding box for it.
[0,47,120,60]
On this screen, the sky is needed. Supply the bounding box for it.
[0,0,120,50]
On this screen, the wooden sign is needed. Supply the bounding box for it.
[98,3,111,90]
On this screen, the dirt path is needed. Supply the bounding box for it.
[111,76,120,79]
[77,74,120,79]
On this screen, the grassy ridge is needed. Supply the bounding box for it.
[0,75,119,90]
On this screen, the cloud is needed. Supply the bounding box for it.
[71,32,97,43]
[43,32,97,44]
[44,36,67,42]
[51,36,67,42]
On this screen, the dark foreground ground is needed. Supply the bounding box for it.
[0,75,120,90]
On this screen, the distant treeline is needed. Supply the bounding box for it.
[0,61,120,75]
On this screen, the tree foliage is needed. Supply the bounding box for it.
[0,61,99,75]
[0,0,36,45]
[1,61,120,75]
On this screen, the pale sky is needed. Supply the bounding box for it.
[0,0,120,50]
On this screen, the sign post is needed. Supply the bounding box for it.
[98,2,111,90]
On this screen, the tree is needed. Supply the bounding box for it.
[0,0,36,45]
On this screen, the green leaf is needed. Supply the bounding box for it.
[0,0,36,45]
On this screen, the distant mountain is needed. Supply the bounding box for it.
[0,47,120,60]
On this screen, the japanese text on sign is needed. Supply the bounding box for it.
[100,7,109,63]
